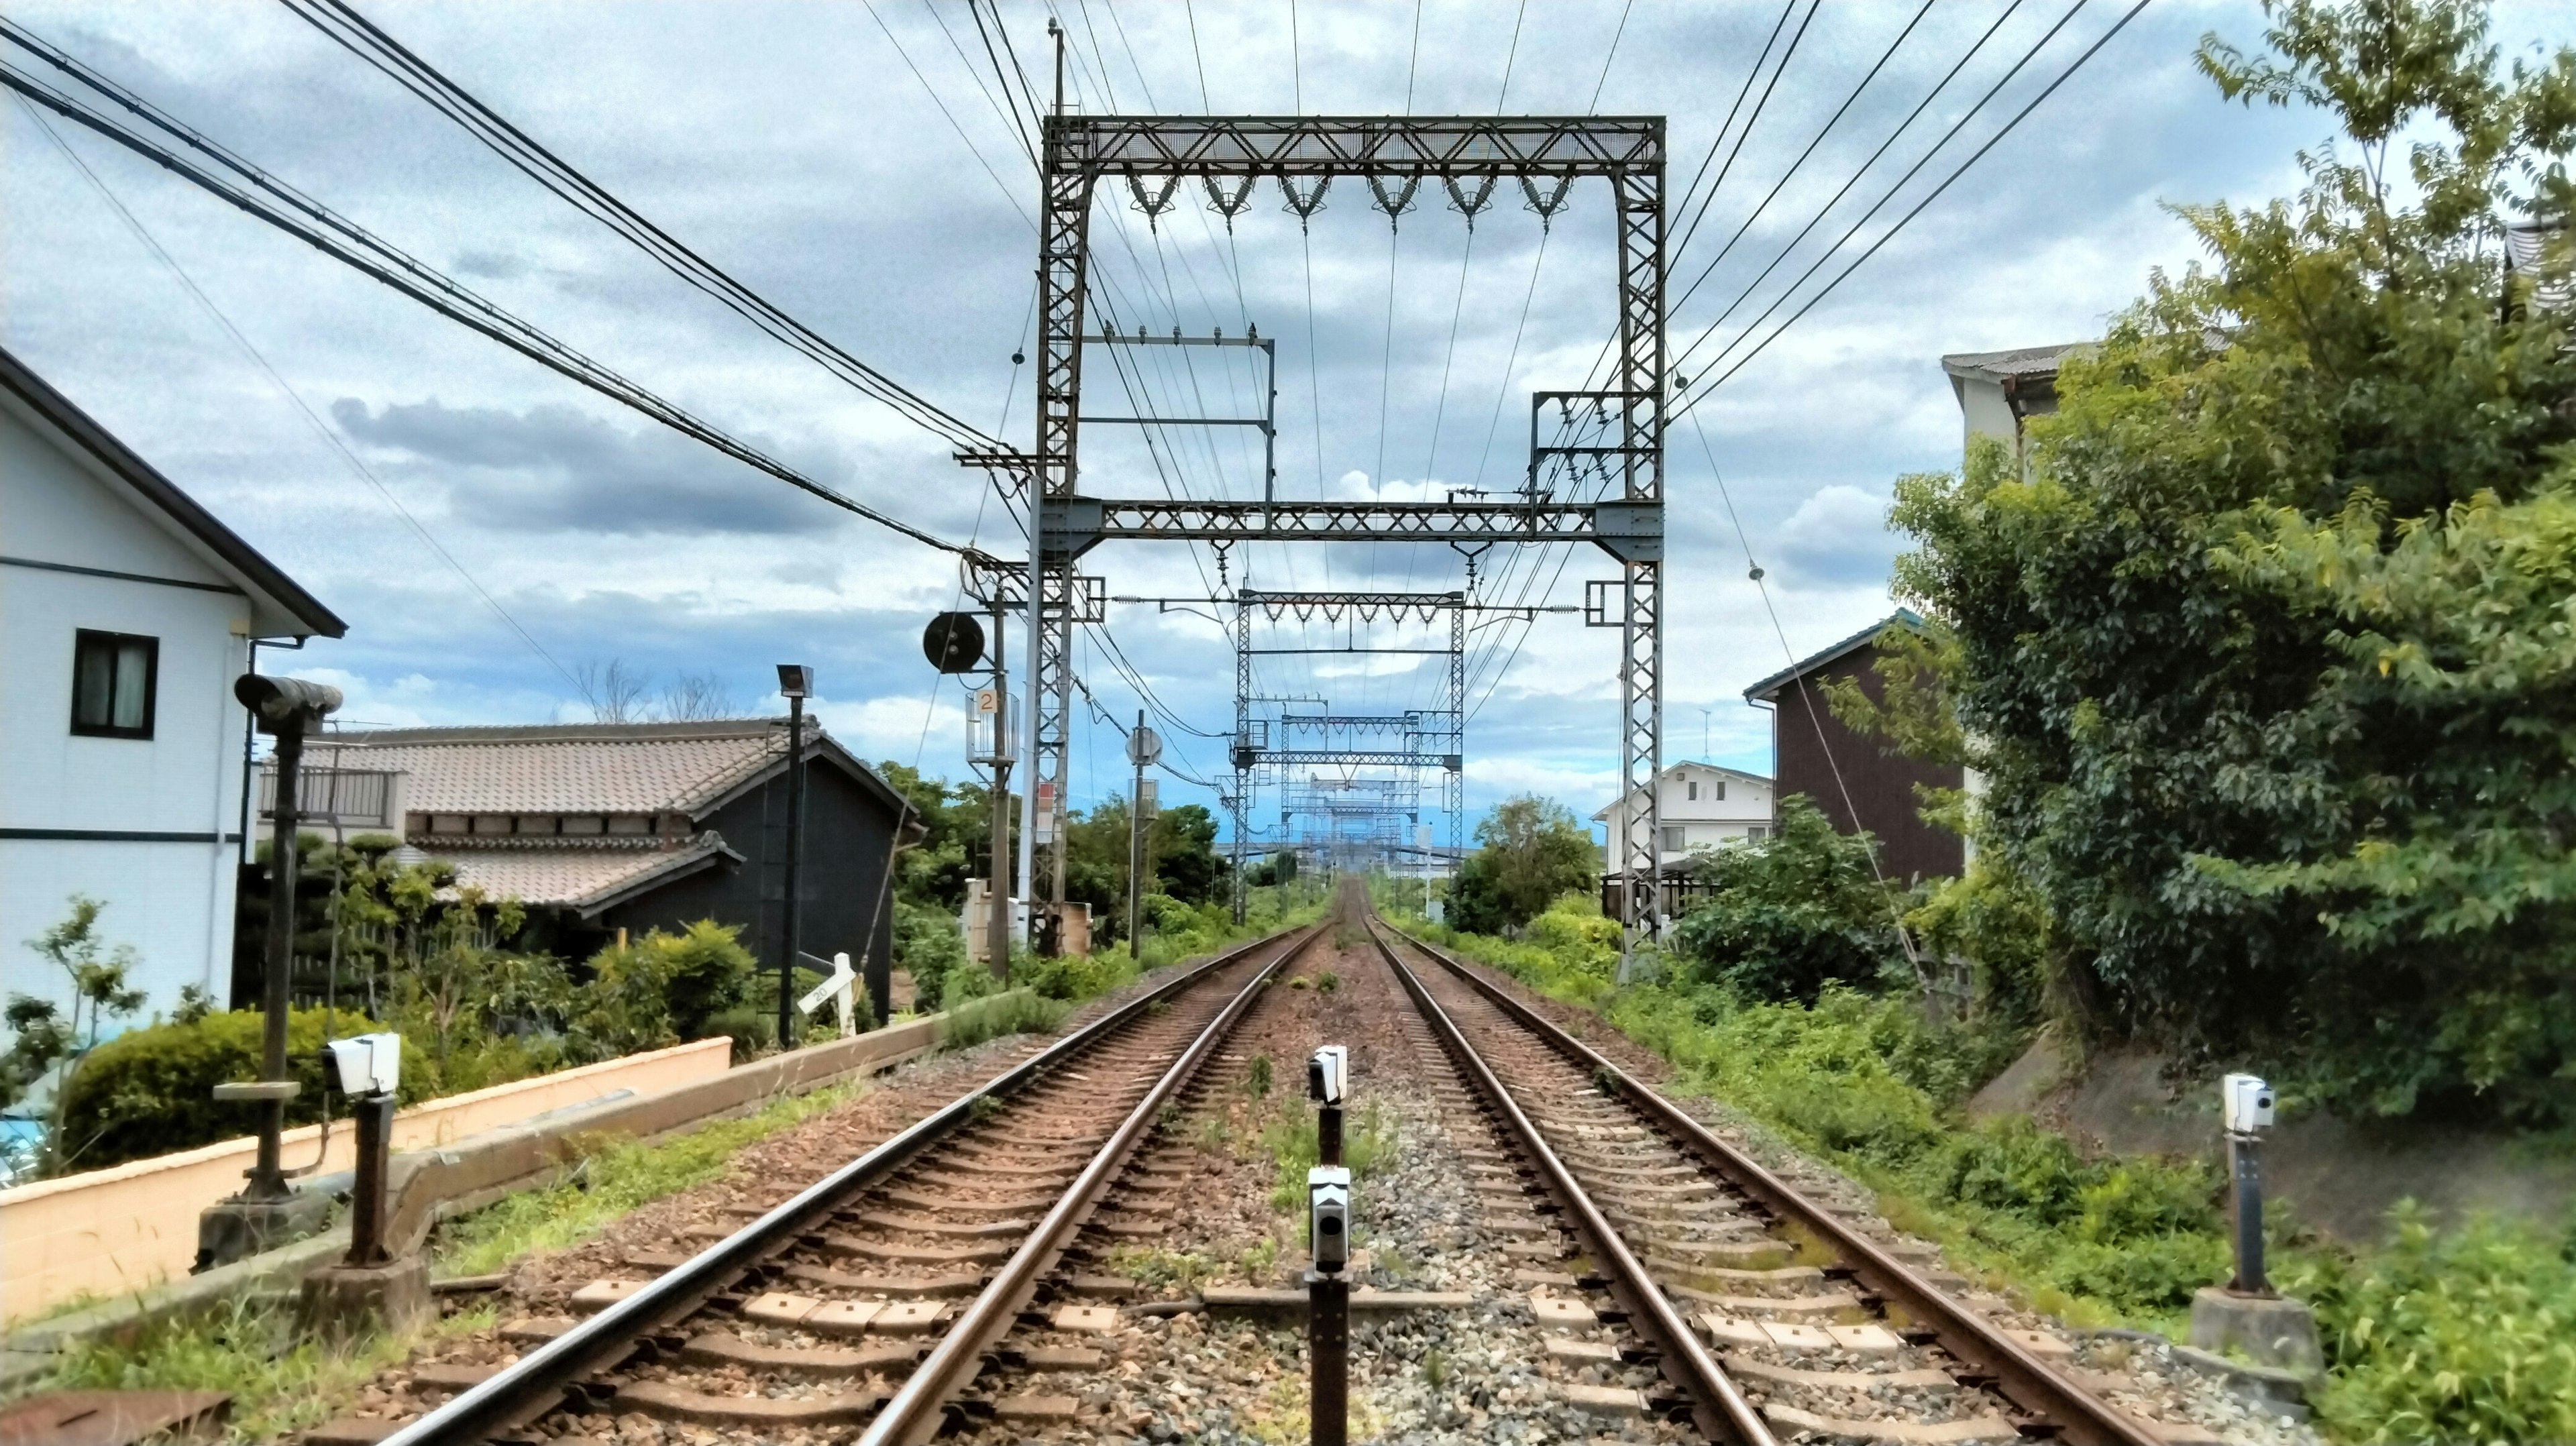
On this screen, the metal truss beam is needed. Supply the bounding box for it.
[1071,116,1660,178]
[1042,498,1659,562]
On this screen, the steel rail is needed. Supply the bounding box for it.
[1389,924,2165,1446]
[1364,918,1776,1446]
[861,920,1326,1444]
[376,924,1313,1446]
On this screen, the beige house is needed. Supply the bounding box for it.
[1593,761,1776,869]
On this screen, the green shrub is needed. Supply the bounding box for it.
[2287,1206,2576,1443]
[568,920,759,1060]
[1667,795,1907,1003]
[55,1006,386,1170]
[895,899,968,1009]
[934,989,1068,1051]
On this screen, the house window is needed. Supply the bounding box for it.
[1746,825,1770,843]
[1715,780,1726,801]
[1686,780,1699,801]
[70,630,157,738]
[1660,826,1687,852]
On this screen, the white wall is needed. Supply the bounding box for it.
[1595,763,1777,865]
[1,403,251,1026]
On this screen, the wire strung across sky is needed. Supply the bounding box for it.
[0,18,979,559]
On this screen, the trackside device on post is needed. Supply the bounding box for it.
[1308,1044,1348,1105]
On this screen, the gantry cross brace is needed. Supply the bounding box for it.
[991,111,1665,958]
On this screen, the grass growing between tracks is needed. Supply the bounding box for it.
[1399,899,2576,1443]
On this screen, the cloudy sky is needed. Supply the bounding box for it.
[7,1,2555,845]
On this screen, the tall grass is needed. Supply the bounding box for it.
[932,989,1070,1052]
[33,1292,497,1441]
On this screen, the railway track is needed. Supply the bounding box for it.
[1362,907,2190,1446]
[352,911,1332,1446]
[324,885,2249,1445]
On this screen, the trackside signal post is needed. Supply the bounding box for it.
[2188,1072,2324,1376]
[1307,1044,1352,1446]
[200,673,341,1270]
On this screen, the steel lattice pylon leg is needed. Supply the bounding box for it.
[1613,158,1666,977]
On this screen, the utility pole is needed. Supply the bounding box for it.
[1126,712,1160,956]
[987,604,1014,983]
[775,665,812,1053]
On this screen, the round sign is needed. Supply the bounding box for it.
[922,612,987,674]
[1126,724,1163,767]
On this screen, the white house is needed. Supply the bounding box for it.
[1593,761,1776,869]
[1,347,343,1030]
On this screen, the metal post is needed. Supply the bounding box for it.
[989,606,1014,983]
[1128,711,1145,956]
[1311,1095,1346,1446]
[246,720,305,1201]
[346,1090,396,1268]
[2227,1133,2267,1294]
[777,683,808,1052]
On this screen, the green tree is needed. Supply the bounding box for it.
[5,896,148,1161]
[1886,0,2576,1121]
[1450,795,1600,936]
[1669,796,1907,1003]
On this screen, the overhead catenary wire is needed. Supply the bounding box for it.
[1672,0,2151,410]
[0,32,973,557]
[1670,0,2031,388]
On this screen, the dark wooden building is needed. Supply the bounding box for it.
[1743,611,1965,885]
[286,719,918,1022]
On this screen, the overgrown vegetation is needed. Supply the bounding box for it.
[1865,0,2576,1125]
[1447,795,1600,937]
[32,1294,495,1442]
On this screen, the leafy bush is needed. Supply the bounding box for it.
[934,989,1069,1052]
[894,899,969,1009]
[2286,1206,2576,1443]
[569,920,761,1061]
[55,1005,387,1170]
[1668,795,1907,1003]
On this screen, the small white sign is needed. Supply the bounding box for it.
[797,951,859,1038]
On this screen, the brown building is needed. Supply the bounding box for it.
[1743,610,1965,885]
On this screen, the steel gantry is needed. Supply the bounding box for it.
[965,106,1668,958]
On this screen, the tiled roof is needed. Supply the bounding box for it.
[305,719,798,816]
[415,832,741,916]
[1938,342,2090,382]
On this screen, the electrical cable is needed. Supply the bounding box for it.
[13,91,595,706]
[0,38,973,557]
[1666,0,1935,321]
[1670,0,2028,384]
[1674,0,2150,410]
[1687,409,1921,967]
[276,0,1004,454]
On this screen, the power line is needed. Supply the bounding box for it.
[1672,0,2029,384]
[1674,0,2151,410]
[0,26,972,557]
[14,91,595,706]
[1666,0,1935,321]
[278,0,1003,455]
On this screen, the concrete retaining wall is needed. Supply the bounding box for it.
[1,1038,731,1327]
